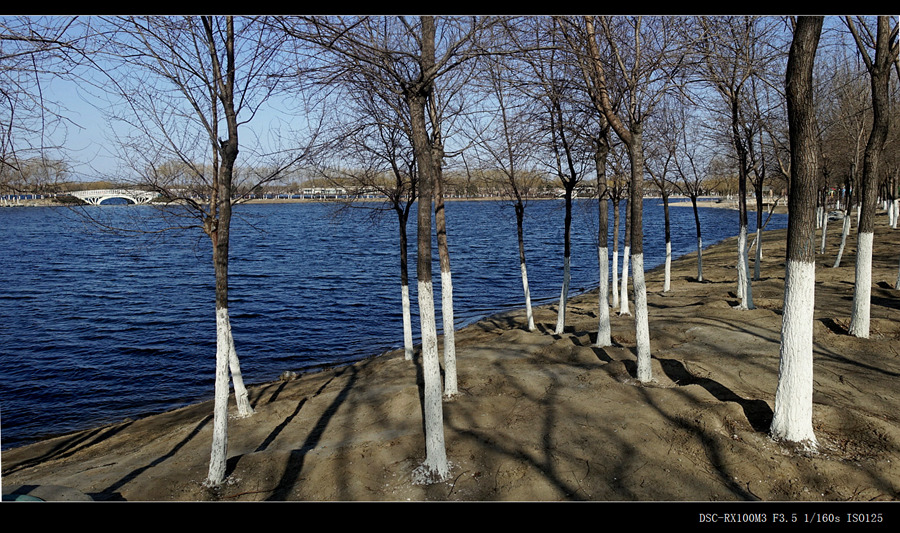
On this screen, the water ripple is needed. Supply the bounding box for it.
[0,199,785,449]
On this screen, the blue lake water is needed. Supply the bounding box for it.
[0,198,787,450]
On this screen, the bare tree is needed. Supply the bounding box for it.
[1,16,84,191]
[579,15,688,383]
[608,155,628,309]
[845,16,899,338]
[308,73,420,362]
[514,17,592,336]
[560,16,616,344]
[696,17,787,311]
[95,15,311,487]
[818,55,870,268]
[670,100,712,283]
[770,15,823,448]
[427,76,469,399]
[468,50,542,331]
[619,185,632,315]
[283,15,496,482]
[645,97,680,292]
[745,72,788,280]
[591,127,613,345]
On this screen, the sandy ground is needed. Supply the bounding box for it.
[3,208,900,507]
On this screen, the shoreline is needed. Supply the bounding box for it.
[3,212,899,502]
[2,194,761,208]
[0,218,776,452]
[0,194,780,453]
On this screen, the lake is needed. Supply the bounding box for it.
[0,198,786,450]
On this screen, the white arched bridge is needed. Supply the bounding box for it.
[69,189,159,206]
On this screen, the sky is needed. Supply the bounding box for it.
[5,15,310,185]
[13,15,897,187]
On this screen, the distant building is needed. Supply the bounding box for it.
[301,187,347,199]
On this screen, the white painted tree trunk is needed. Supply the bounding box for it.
[402,283,414,361]
[895,251,900,290]
[737,231,746,301]
[611,246,620,308]
[206,307,235,487]
[440,270,457,398]
[891,198,900,229]
[663,241,671,292]
[697,236,704,282]
[819,212,828,254]
[849,231,874,338]
[521,262,535,332]
[415,280,449,482]
[632,253,652,383]
[228,350,253,418]
[555,256,571,335]
[218,308,253,418]
[833,214,851,268]
[619,244,630,315]
[596,246,611,347]
[770,260,818,448]
[736,226,755,309]
[891,199,900,229]
[774,13,821,450]
[746,255,755,309]
[753,228,762,280]
[892,199,899,229]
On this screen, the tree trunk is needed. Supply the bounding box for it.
[834,215,852,268]
[819,190,829,254]
[733,103,754,310]
[406,21,449,480]
[834,175,854,268]
[849,16,894,339]
[409,89,448,481]
[595,138,611,346]
[770,15,823,448]
[206,182,254,486]
[398,210,414,361]
[203,19,253,486]
[890,199,898,228]
[662,189,671,292]
[895,252,900,290]
[629,125,651,383]
[611,195,621,308]
[754,185,764,280]
[516,202,535,331]
[207,305,232,487]
[691,194,704,282]
[619,195,631,316]
[736,224,754,309]
[433,149,457,398]
[555,183,574,335]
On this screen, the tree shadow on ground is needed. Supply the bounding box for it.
[570,332,615,363]
[94,414,212,501]
[656,358,773,433]
[263,366,357,501]
[3,422,135,476]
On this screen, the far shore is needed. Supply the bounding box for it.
[2,193,780,210]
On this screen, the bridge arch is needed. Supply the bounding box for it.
[69,189,158,206]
